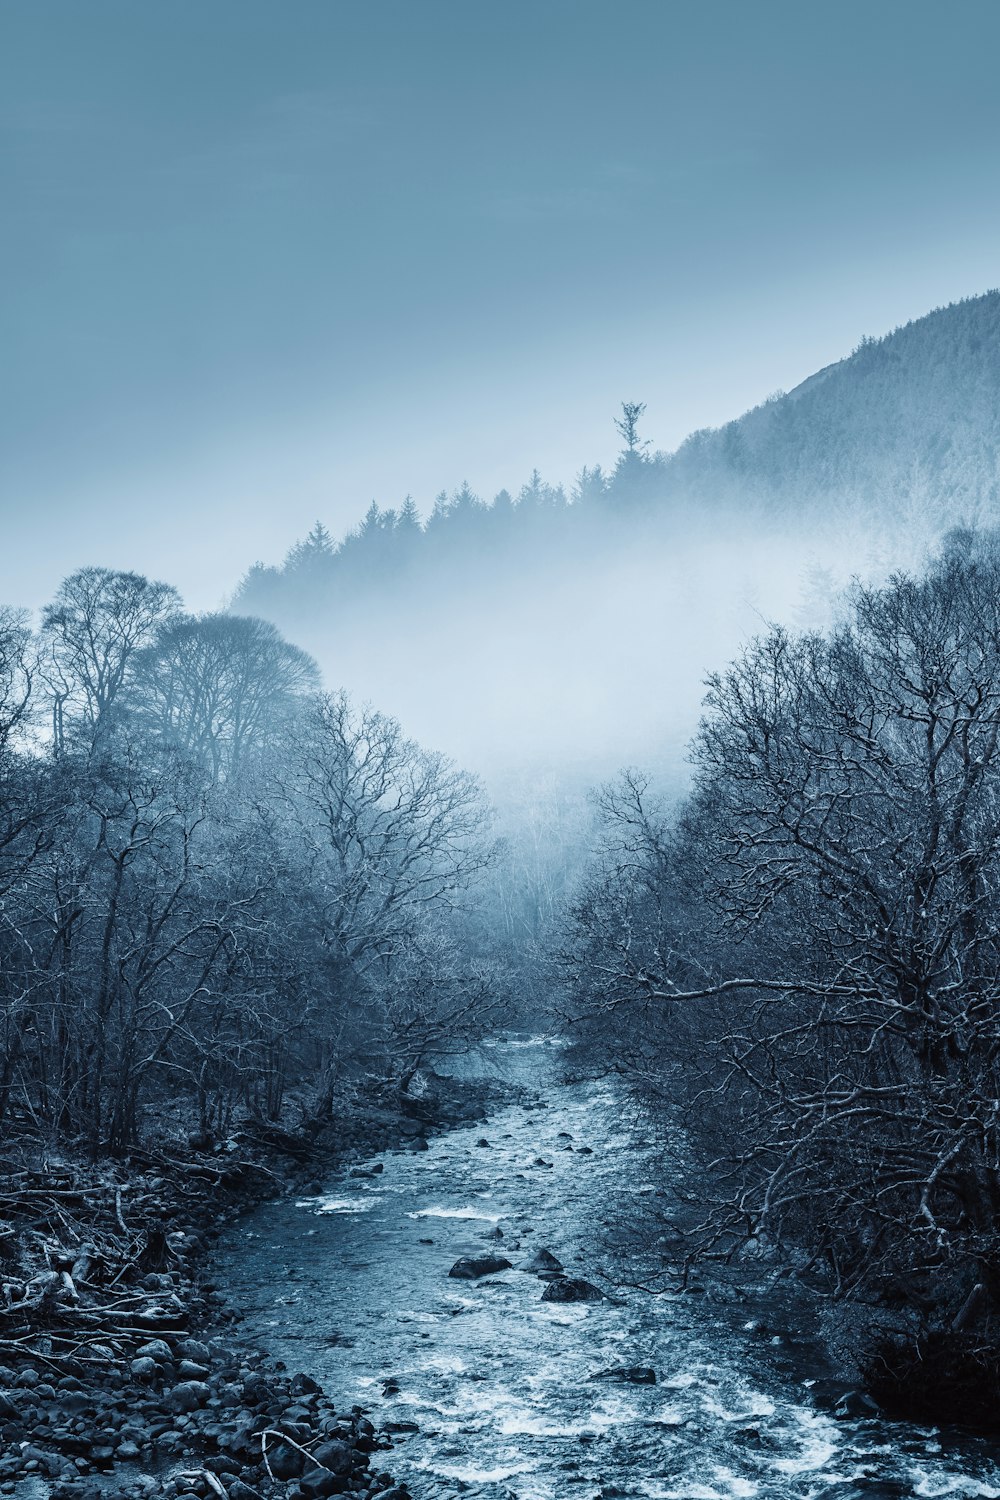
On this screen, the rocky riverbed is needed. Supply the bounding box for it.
[212,1037,1000,1500]
[1,1074,506,1500]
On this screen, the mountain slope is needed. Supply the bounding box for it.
[666,290,1000,526]
[232,291,1000,777]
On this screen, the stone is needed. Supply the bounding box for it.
[522,1248,563,1274]
[165,1381,211,1413]
[135,1340,173,1365]
[130,1358,159,1382]
[290,1371,322,1396]
[475,1139,490,1148]
[226,1483,262,1500]
[175,1339,212,1364]
[177,1360,209,1379]
[448,1255,513,1279]
[266,1440,304,1480]
[541,1276,604,1302]
[589,1366,657,1384]
[311,1439,353,1475]
[300,1476,343,1499]
[241,1375,275,1406]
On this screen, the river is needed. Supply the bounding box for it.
[212,1036,1000,1500]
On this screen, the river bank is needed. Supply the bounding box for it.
[212,1037,1000,1500]
[0,1072,511,1499]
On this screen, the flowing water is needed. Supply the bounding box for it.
[213,1037,1000,1500]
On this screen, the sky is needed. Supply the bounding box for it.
[4,0,1000,614]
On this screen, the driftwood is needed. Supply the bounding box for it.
[0,1153,215,1367]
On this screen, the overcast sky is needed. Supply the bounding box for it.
[4,0,1000,613]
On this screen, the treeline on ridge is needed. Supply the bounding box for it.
[237,291,1000,630]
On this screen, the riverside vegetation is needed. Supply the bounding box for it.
[11,318,1000,1487]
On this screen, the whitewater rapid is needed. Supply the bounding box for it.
[212,1038,1000,1500]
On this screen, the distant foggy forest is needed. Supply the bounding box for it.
[8,291,1000,1443]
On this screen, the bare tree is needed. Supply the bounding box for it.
[134,612,320,780]
[291,692,496,968]
[286,693,499,1108]
[564,538,1000,1371]
[41,568,181,753]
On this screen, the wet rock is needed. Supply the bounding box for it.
[834,1389,883,1419]
[541,1276,604,1302]
[135,1339,173,1364]
[808,1379,880,1418]
[266,1440,304,1479]
[240,1374,276,1406]
[290,1371,322,1396]
[576,1146,594,1155]
[448,1255,513,1279]
[300,1476,342,1499]
[129,1358,159,1382]
[475,1138,490,1147]
[589,1366,656,1384]
[165,1381,211,1413]
[175,1339,212,1364]
[310,1439,353,1474]
[177,1360,209,1380]
[522,1248,563,1275]
[484,1226,504,1241]
[225,1483,262,1500]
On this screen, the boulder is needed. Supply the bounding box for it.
[589,1366,656,1384]
[300,1475,344,1499]
[310,1438,353,1475]
[266,1440,304,1480]
[175,1338,211,1363]
[165,1380,211,1413]
[522,1248,563,1275]
[541,1276,604,1302]
[448,1255,513,1279]
[227,1483,263,1500]
[135,1339,173,1365]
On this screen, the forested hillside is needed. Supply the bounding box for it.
[233,292,1000,777]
